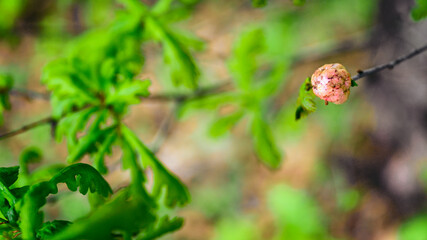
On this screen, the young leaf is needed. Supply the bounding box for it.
[229,28,265,91]
[209,111,245,138]
[295,77,317,120]
[252,0,267,8]
[49,189,156,240]
[137,216,184,240]
[293,0,306,6]
[36,220,71,239]
[145,16,200,89]
[0,167,19,219]
[92,131,117,174]
[250,114,282,168]
[19,163,112,239]
[121,136,155,207]
[412,0,427,21]
[106,79,151,108]
[121,125,190,207]
[0,166,19,188]
[0,73,13,125]
[67,126,116,164]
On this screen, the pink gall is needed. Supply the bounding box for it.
[311,63,351,104]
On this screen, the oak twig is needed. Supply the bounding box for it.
[0,116,54,140]
[0,83,230,141]
[351,43,427,81]
[9,88,50,100]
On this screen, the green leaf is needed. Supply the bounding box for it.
[229,28,265,91]
[92,131,117,174]
[19,147,42,176]
[295,77,317,120]
[19,163,112,239]
[121,137,154,206]
[293,0,306,6]
[0,167,19,221]
[399,215,427,240]
[137,216,184,240]
[0,73,13,125]
[0,73,13,91]
[55,106,99,145]
[0,166,19,188]
[49,189,156,240]
[145,16,199,89]
[252,0,267,8]
[412,0,427,21]
[351,80,358,87]
[209,111,244,138]
[267,184,328,239]
[67,126,116,164]
[121,125,190,208]
[178,92,239,118]
[250,115,281,168]
[106,79,151,107]
[36,220,71,240]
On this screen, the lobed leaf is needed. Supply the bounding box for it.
[122,125,190,208]
[145,16,200,89]
[295,77,317,120]
[250,114,282,168]
[137,216,184,240]
[209,111,245,138]
[19,163,112,239]
[228,28,265,91]
[49,189,156,240]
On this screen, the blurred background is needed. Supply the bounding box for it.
[1,0,427,239]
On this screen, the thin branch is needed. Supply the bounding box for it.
[352,43,427,81]
[145,81,232,102]
[0,116,53,140]
[0,105,92,141]
[0,82,231,141]
[9,88,50,100]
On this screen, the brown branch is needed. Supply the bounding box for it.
[0,116,54,140]
[0,82,231,141]
[9,88,50,100]
[352,43,427,81]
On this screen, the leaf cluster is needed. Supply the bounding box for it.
[180,28,286,168]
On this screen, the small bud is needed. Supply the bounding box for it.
[311,63,351,104]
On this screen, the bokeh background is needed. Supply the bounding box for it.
[1,0,427,239]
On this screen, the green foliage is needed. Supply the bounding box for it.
[122,125,190,208]
[0,0,27,41]
[267,185,331,240]
[0,0,381,239]
[293,0,306,6]
[180,27,285,168]
[252,0,267,8]
[213,218,259,240]
[144,16,200,89]
[49,190,155,240]
[295,77,317,120]
[399,215,427,240]
[0,73,13,125]
[251,113,281,168]
[351,79,358,87]
[19,163,112,239]
[36,220,71,239]
[412,0,427,21]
